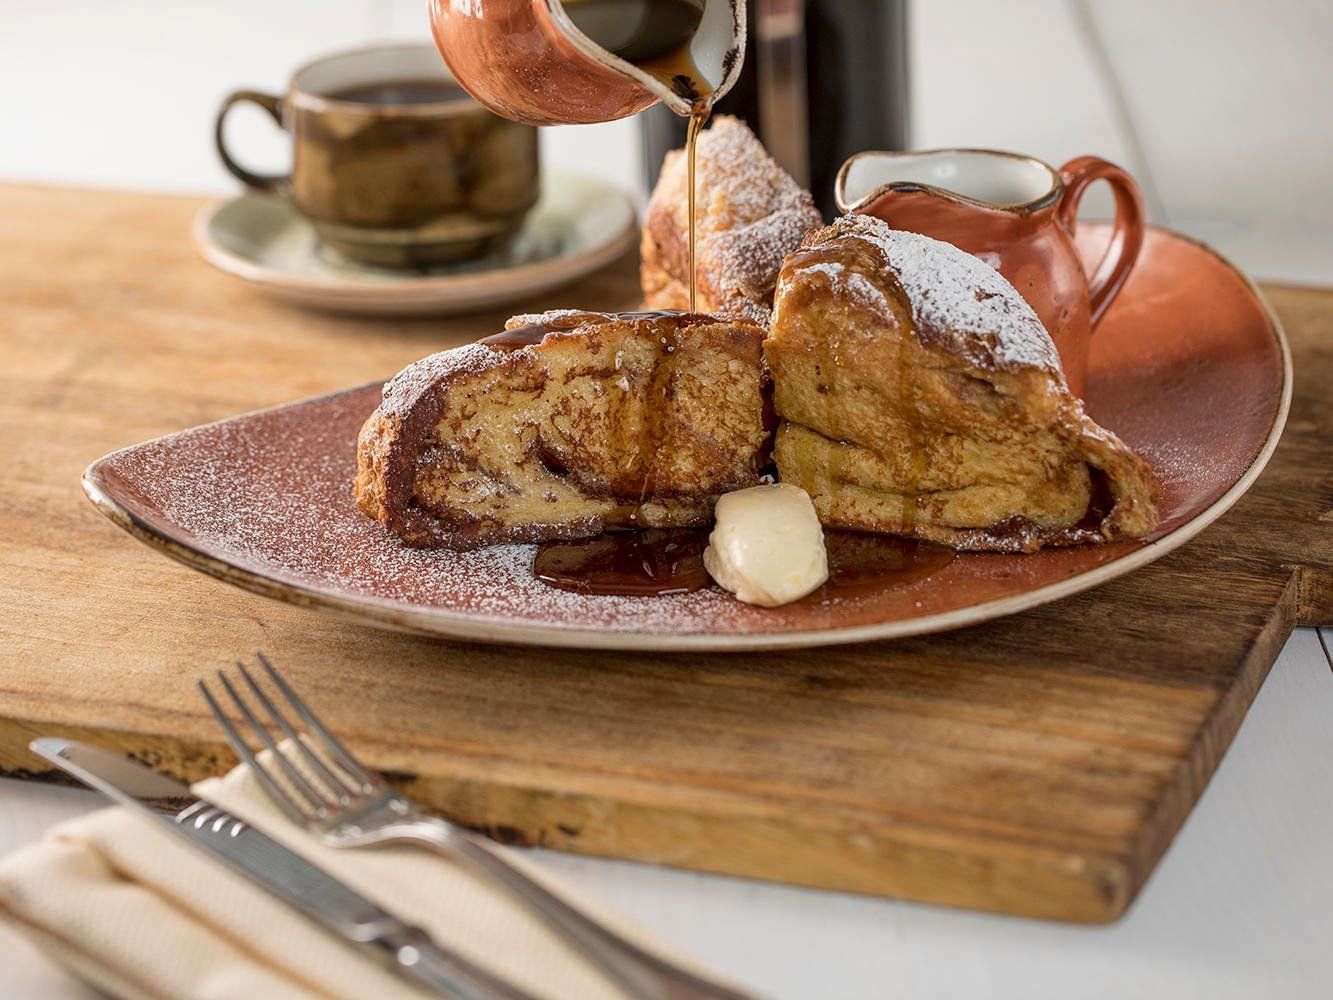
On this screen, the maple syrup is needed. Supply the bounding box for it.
[818,532,954,599]
[683,106,707,308]
[563,0,715,309]
[534,528,712,596]
[481,311,708,525]
[479,310,689,349]
[534,528,954,599]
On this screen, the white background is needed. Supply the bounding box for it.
[1,1,1331,997]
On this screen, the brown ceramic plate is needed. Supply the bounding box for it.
[84,225,1289,651]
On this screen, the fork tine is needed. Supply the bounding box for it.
[217,669,332,815]
[237,661,356,802]
[256,652,383,792]
[198,679,308,826]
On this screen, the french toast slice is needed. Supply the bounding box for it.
[355,310,768,549]
[767,215,1159,552]
[641,116,823,326]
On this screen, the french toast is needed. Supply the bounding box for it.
[641,116,823,326]
[355,310,768,549]
[767,215,1159,552]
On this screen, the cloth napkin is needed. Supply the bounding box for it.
[0,750,728,999]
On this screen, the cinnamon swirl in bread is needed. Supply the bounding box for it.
[641,116,823,326]
[767,215,1158,552]
[355,310,768,549]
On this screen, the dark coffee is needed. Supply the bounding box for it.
[328,78,467,106]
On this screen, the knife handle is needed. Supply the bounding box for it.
[371,922,536,1000]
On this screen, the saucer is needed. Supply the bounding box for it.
[85,225,1289,651]
[193,169,638,316]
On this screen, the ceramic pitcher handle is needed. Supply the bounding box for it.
[1056,156,1145,327]
[214,90,288,193]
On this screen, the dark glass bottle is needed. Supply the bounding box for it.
[639,0,911,218]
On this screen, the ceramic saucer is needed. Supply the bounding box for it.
[192,169,638,316]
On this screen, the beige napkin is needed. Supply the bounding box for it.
[0,753,727,1000]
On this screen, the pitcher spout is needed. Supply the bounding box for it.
[835,148,1063,217]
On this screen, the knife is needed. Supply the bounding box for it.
[30,738,533,1000]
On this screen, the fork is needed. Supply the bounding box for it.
[200,654,755,1000]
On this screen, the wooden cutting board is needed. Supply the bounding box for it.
[1,184,1328,923]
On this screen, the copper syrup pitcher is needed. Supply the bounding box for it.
[836,148,1145,398]
[428,0,747,125]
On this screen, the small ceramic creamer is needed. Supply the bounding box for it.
[836,148,1145,398]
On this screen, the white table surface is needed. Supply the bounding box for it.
[2,2,1331,997]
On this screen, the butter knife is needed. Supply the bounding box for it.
[30,738,533,1000]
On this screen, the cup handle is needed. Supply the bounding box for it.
[1056,156,1145,328]
[214,90,288,192]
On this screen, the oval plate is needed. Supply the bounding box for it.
[85,225,1290,651]
[193,169,637,317]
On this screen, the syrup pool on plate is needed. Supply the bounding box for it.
[534,529,712,596]
[533,529,955,600]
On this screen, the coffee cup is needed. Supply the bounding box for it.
[215,43,540,268]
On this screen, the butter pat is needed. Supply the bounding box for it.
[704,484,829,607]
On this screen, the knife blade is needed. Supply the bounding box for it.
[30,738,533,1000]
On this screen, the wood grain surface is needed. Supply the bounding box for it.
[0,184,1328,923]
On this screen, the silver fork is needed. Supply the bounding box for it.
[200,654,754,1000]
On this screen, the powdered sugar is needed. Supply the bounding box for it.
[692,117,816,231]
[379,343,504,418]
[827,215,1062,374]
[706,207,825,300]
[794,261,895,317]
[503,309,596,330]
[646,116,823,324]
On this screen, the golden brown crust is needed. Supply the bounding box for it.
[640,116,823,326]
[355,311,768,549]
[766,215,1159,553]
